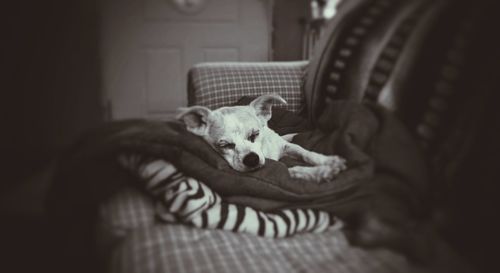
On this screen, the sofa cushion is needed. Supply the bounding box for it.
[188,62,308,113]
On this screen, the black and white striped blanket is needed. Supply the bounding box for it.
[118,153,342,237]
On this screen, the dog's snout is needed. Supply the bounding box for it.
[243,152,260,168]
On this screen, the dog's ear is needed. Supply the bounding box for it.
[176,106,212,136]
[250,94,287,121]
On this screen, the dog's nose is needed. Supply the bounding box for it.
[243,152,260,168]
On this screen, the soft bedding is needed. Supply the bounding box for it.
[117,154,338,237]
[47,100,469,273]
[49,100,425,208]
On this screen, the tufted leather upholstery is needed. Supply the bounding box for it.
[305,1,500,271]
[305,0,498,181]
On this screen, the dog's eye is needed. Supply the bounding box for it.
[248,131,259,143]
[217,142,235,149]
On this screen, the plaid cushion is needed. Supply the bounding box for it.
[188,62,308,113]
[98,188,467,273]
[99,187,155,230]
[101,208,409,273]
[107,224,419,273]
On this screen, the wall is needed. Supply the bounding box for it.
[100,0,273,120]
[1,0,103,192]
[273,0,310,61]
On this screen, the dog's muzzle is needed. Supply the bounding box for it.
[242,152,260,168]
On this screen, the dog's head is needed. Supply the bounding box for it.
[177,94,286,172]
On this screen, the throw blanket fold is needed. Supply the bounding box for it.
[48,100,430,257]
[117,154,341,238]
[49,100,428,214]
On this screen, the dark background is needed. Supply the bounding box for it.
[2,0,103,192]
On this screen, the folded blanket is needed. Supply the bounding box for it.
[47,100,431,261]
[117,153,342,237]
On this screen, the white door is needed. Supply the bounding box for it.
[100,0,273,120]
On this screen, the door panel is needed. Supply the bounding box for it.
[203,48,240,62]
[101,0,272,120]
[145,47,183,113]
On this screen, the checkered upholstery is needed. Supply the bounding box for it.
[188,62,308,113]
[98,187,422,273]
[98,187,155,230]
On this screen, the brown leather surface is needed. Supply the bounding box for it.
[305,0,450,123]
[305,1,500,270]
[304,0,499,185]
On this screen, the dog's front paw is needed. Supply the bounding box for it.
[323,155,347,172]
[316,165,341,183]
[314,156,347,182]
[289,165,342,183]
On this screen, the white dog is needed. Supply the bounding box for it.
[177,94,347,183]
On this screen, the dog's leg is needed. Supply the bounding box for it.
[284,143,347,182]
[288,165,341,183]
[284,143,346,167]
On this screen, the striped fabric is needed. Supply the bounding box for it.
[115,153,337,238]
[188,62,308,112]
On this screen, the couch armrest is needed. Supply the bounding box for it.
[187,61,308,113]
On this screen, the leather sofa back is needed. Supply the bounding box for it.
[305,0,500,190]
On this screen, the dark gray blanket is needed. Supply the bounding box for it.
[47,100,433,263]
